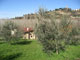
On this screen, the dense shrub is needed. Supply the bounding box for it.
[35,8,80,54]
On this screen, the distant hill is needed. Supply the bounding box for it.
[11,8,80,20]
[0,8,80,29]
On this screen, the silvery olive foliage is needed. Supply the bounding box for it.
[1,21,23,43]
[35,8,80,54]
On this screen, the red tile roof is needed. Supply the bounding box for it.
[24,27,33,32]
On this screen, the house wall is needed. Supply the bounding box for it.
[23,32,36,40]
[30,32,36,40]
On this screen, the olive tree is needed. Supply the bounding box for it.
[0,23,3,38]
[1,21,23,43]
[35,8,80,54]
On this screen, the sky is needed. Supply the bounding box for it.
[0,0,80,19]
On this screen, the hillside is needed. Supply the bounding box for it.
[11,8,80,20]
[0,8,80,29]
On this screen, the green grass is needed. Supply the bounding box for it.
[0,40,80,60]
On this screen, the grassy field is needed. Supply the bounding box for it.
[0,40,80,60]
